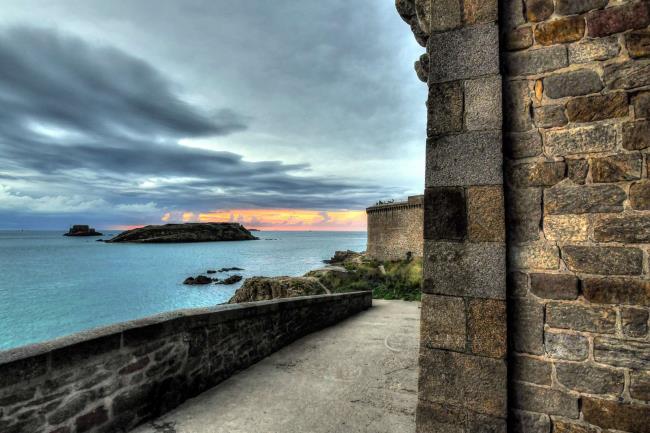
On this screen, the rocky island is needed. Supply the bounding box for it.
[106,222,258,243]
[228,276,329,303]
[64,225,103,236]
[227,250,421,303]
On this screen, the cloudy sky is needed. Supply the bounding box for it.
[0,0,426,230]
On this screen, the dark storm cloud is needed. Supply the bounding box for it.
[0,27,245,139]
[0,26,402,223]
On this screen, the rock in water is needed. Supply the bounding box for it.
[183,275,212,285]
[106,223,257,243]
[217,275,243,285]
[64,225,103,237]
[324,250,364,265]
[228,276,328,303]
[218,267,244,272]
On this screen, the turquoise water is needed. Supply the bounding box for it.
[0,230,366,350]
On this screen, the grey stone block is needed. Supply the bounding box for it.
[423,240,506,299]
[507,161,566,188]
[505,46,568,77]
[594,336,650,369]
[428,80,464,137]
[464,75,502,131]
[508,271,529,298]
[504,80,532,132]
[430,0,463,33]
[511,409,551,433]
[533,105,567,128]
[503,0,525,30]
[591,154,643,183]
[582,397,650,433]
[561,245,643,275]
[544,184,625,215]
[545,331,588,361]
[419,348,507,417]
[428,23,499,83]
[582,277,650,306]
[546,302,616,334]
[416,401,507,433]
[568,36,620,64]
[604,59,650,90]
[544,69,603,99]
[545,124,617,156]
[426,131,503,187]
[505,131,542,159]
[511,356,552,385]
[510,297,544,355]
[529,273,578,300]
[420,294,466,351]
[593,214,650,243]
[424,187,467,241]
[622,307,649,338]
[630,370,650,400]
[506,188,542,243]
[510,382,579,418]
[555,363,624,395]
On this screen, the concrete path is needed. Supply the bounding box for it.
[132,300,420,433]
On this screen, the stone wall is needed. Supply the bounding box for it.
[503,1,650,432]
[398,0,650,432]
[0,292,371,433]
[396,0,509,431]
[366,195,424,260]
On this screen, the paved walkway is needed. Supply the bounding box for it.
[132,300,420,433]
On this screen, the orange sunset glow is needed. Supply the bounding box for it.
[153,209,367,231]
[198,209,366,231]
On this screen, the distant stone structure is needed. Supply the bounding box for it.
[366,195,423,261]
[398,0,650,431]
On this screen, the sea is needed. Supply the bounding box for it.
[0,230,366,350]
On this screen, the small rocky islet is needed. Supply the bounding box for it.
[63,225,103,237]
[183,274,243,286]
[105,222,257,243]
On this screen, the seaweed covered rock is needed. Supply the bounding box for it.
[228,276,328,303]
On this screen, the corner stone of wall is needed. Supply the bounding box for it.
[402,0,509,431]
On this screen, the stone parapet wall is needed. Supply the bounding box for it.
[366,195,424,261]
[0,292,372,433]
[503,1,650,431]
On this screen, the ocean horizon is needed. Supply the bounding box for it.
[0,230,366,350]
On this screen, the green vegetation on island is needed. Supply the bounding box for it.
[307,251,422,301]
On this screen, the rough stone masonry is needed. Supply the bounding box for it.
[397,0,650,432]
[0,293,371,433]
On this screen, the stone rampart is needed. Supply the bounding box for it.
[0,292,371,433]
[366,195,424,261]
